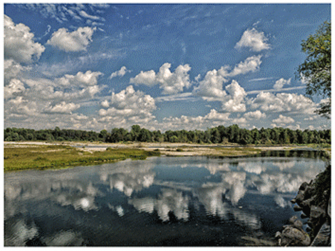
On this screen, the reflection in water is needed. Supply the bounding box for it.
[130,189,189,222]
[4,151,325,246]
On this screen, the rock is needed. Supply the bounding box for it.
[327,193,331,218]
[300,195,316,215]
[290,198,296,204]
[295,192,305,204]
[311,223,331,246]
[281,226,311,246]
[310,206,326,220]
[303,186,315,200]
[308,205,327,230]
[288,216,298,224]
[294,205,302,211]
[293,219,303,230]
[301,213,308,219]
[299,182,309,191]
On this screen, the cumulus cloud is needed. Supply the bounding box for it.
[272,114,295,125]
[4,79,26,99]
[235,28,270,52]
[204,109,231,121]
[44,101,80,114]
[98,86,157,127]
[4,68,105,130]
[193,66,229,101]
[4,15,45,63]
[250,92,316,114]
[130,63,192,94]
[109,66,131,79]
[161,109,231,131]
[243,110,266,120]
[194,56,261,102]
[57,70,103,86]
[4,59,29,84]
[273,78,291,90]
[221,80,247,112]
[6,96,37,116]
[47,26,96,52]
[228,55,262,77]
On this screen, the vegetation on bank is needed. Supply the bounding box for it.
[4,145,160,172]
[4,124,331,145]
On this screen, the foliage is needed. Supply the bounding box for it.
[4,125,331,146]
[297,21,331,118]
[4,145,160,171]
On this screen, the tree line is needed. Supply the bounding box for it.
[4,125,331,145]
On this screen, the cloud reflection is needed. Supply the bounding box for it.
[129,188,189,222]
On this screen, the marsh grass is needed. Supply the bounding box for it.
[212,147,263,156]
[4,145,160,171]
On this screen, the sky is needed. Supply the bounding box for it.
[3,3,332,132]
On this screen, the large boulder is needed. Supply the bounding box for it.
[280,226,311,246]
[276,216,311,246]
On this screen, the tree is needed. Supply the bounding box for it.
[297,21,331,118]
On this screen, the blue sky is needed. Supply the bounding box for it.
[3,3,331,132]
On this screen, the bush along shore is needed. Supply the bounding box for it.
[275,162,331,246]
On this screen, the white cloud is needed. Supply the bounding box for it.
[4,15,45,63]
[4,59,29,84]
[204,109,231,121]
[272,115,295,125]
[4,79,26,99]
[194,56,261,102]
[228,55,262,77]
[273,78,291,90]
[243,110,266,120]
[44,101,80,114]
[57,70,103,86]
[130,63,192,94]
[250,92,316,114]
[235,28,270,52]
[6,96,37,116]
[193,66,229,101]
[101,100,109,108]
[161,109,231,131]
[98,86,157,127]
[109,66,131,79]
[221,80,247,112]
[47,27,96,52]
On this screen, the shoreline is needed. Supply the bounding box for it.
[4,141,330,172]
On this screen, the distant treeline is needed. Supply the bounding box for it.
[4,125,331,145]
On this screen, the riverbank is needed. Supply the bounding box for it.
[3,144,160,171]
[4,141,330,171]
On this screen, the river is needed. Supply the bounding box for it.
[4,150,326,246]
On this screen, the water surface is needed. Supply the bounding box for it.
[4,150,325,246]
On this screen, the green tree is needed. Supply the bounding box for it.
[297,21,331,118]
[131,125,141,141]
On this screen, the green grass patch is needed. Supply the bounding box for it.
[212,147,263,157]
[4,145,160,172]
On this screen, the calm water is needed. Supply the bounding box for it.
[4,150,326,246]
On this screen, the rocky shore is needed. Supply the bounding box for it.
[275,163,331,246]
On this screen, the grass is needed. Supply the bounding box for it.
[4,145,160,172]
[211,147,263,157]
